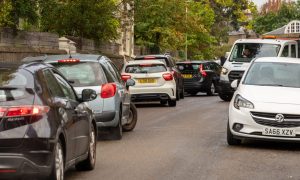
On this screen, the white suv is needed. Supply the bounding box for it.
[228,57,300,145]
[122,60,177,107]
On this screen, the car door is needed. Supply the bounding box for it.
[52,70,90,157]
[42,69,77,161]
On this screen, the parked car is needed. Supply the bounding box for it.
[0,62,97,179]
[23,54,137,140]
[134,54,184,100]
[176,61,221,96]
[228,57,300,145]
[122,60,177,107]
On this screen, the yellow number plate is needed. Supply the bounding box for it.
[182,74,193,79]
[138,78,157,83]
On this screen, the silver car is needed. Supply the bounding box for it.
[39,54,137,140]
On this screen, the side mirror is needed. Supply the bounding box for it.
[126,79,135,90]
[231,79,239,90]
[82,89,97,102]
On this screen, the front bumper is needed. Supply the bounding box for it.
[217,80,235,95]
[229,103,300,142]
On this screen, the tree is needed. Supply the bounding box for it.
[39,0,120,42]
[0,0,38,29]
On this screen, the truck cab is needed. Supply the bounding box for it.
[218,38,299,101]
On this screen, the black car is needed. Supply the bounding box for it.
[0,62,97,179]
[176,61,221,96]
[134,54,184,100]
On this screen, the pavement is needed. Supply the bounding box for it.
[66,94,300,180]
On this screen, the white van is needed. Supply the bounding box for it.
[218,38,299,101]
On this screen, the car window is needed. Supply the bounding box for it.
[103,60,121,83]
[100,64,115,83]
[43,69,65,98]
[109,62,123,83]
[281,45,289,57]
[52,62,105,87]
[125,64,167,73]
[53,72,76,100]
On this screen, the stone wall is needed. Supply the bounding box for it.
[0,28,66,63]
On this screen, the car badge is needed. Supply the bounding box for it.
[275,114,285,123]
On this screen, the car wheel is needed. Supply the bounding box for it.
[122,103,138,132]
[227,122,241,145]
[180,88,184,99]
[219,93,232,102]
[207,82,216,96]
[75,124,97,171]
[110,110,123,140]
[176,88,180,101]
[49,140,64,180]
[168,99,177,107]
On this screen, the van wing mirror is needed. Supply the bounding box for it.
[231,79,239,90]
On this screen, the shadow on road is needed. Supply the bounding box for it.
[134,103,169,108]
[237,140,300,151]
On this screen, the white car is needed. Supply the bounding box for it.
[121,60,177,107]
[228,57,300,145]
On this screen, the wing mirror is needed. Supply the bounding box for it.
[82,89,97,102]
[126,79,135,90]
[225,52,230,59]
[231,79,239,90]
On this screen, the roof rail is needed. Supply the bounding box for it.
[21,55,48,63]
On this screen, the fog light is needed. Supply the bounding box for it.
[233,123,243,132]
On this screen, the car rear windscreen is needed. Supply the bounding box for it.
[0,67,33,102]
[125,64,167,73]
[52,62,103,87]
[136,58,168,66]
[177,63,209,71]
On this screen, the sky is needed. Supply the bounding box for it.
[251,0,268,8]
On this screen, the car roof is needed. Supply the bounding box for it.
[135,54,170,59]
[126,60,165,65]
[234,38,296,45]
[0,62,53,74]
[254,57,300,64]
[23,54,105,63]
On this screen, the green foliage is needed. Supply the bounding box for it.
[253,2,300,35]
[39,0,119,41]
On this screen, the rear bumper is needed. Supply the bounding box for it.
[131,93,173,102]
[0,154,52,179]
[130,86,176,100]
[183,80,209,92]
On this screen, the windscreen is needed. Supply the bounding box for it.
[244,62,300,88]
[52,62,104,87]
[0,67,33,102]
[177,63,209,71]
[125,64,167,73]
[229,43,281,62]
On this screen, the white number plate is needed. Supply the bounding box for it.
[262,127,296,137]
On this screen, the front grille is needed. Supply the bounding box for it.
[251,112,300,128]
[228,71,244,82]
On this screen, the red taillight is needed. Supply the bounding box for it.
[121,74,131,82]
[163,73,174,81]
[58,59,80,63]
[0,107,7,117]
[0,169,16,173]
[5,106,50,117]
[143,56,156,60]
[101,83,117,98]
[199,64,207,77]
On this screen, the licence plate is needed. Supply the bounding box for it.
[182,74,193,79]
[138,78,156,83]
[262,127,296,137]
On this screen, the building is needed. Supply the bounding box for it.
[264,20,300,38]
[261,0,292,14]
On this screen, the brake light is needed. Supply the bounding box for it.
[163,73,173,81]
[121,74,131,82]
[58,59,80,63]
[199,64,207,77]
[143,56,156,60]
[101,83,117,98]
[5,106,50,117]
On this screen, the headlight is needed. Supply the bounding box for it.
[221,67,228,75]
[234,94,254,109]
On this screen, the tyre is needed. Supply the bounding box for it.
[180,88,184,99]
[190,92,198,96]
[207,82,216,96]
[76,124,97,171]
[219,93,233,102]
[176,88,180,101]
[122,103,138,132]
[49,140,64,180]
[227,122,241,145]
[168,99,177,107]
[109,110,123,140]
